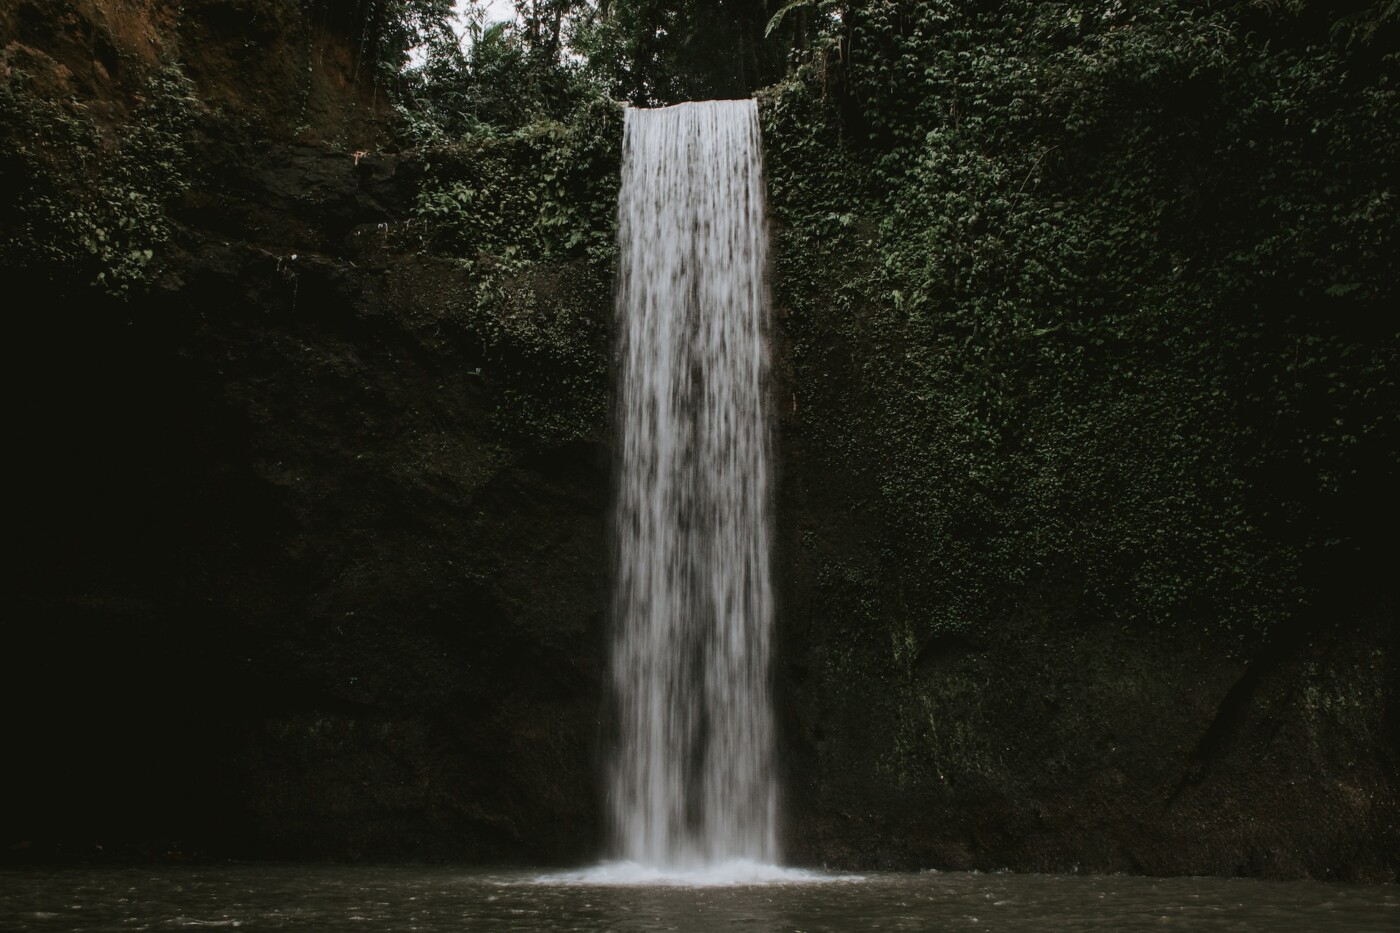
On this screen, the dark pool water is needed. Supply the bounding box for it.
[1,864,1394,932]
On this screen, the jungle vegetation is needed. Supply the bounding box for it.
[389,0,1395,646]
[4,0,1393,645]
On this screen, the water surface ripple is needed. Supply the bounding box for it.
[2,865,1394,932]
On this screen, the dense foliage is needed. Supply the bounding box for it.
[0,64,195,296]
[387,0,848,443]
[764,1,1397,642]
[572,0,786,104]
[408,91,622,445]
[392,5,623,445]
[6,0,1392,639]
[393,0,1395,638]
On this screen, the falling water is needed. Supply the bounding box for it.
[609,99,777,870]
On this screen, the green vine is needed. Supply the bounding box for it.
[409,90,624,446]
[0,63,196,298]
[763,1,1398,643]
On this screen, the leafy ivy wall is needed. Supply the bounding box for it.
[396,0,1396,645]
[0,63,195,296]
[407,95,621,446]
[394,12,1396,874]
[8,2,1390,631]
[763,1,1397,645]
[3,0,1395,871]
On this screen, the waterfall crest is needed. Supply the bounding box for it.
[610,99,777,868]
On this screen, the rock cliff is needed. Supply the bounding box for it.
[4,0,1395,880]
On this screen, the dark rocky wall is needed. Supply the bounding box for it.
[773,455,1398,879]
[766,215,1397,880]
[6,0,609,863]
[757,2,1398,882]
[3,0,1395,883]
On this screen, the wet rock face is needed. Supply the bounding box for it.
[10,164,611,862]
[5,1,1396,881]
[776,590,1398,880]
[6,1,609,863]
[771,354,1400,883]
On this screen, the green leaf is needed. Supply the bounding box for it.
[765,0,814,38]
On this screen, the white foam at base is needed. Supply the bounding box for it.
[535,859,861,887]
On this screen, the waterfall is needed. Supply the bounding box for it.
[609,99,777,869]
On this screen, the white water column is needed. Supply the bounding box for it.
[610,99,777,868]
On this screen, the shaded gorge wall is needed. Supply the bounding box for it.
[5,0,618,862]
[760,1,1397,881]
[3,0,1396,880]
